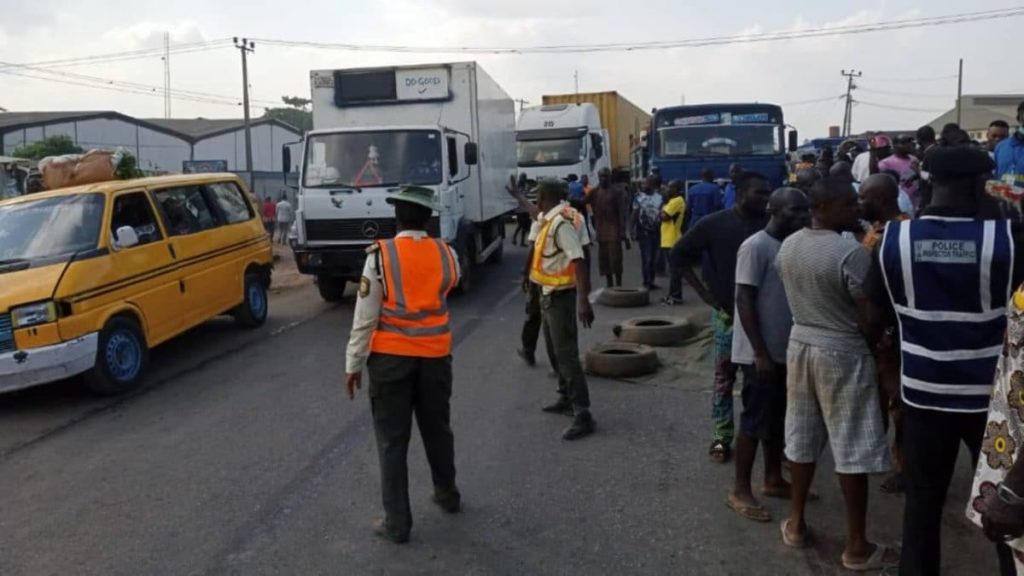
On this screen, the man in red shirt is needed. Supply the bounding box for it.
[262,196,276,236]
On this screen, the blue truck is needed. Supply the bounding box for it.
[635,103,798,191]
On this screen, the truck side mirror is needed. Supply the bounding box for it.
[464,142,479,166]
[787,130,799,153]
[282,147,292,174]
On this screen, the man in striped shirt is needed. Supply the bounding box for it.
[872,146,1023,575]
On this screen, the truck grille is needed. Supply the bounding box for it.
[305,217,440,242]
[0,313,14,354]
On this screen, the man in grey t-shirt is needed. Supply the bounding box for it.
[727,188,809,523]
[776,179,896,570]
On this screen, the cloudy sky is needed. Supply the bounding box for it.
[1,0,1021,136]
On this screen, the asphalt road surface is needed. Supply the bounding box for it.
[0,242,1001,575]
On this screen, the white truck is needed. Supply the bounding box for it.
[285,62,517,300]
[515,103,610,184]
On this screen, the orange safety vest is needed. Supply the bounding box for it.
[530,207,583,289]
[370,236,458,358]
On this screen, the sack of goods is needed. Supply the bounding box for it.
[38,149,121,190]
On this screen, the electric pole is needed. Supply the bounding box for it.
[841,69,862,137]
[162,32,171,119]
[234,37,255,188]
[514,98,530,112]
[574,70,579,95]
[956,58,964,126]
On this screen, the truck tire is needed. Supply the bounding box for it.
[454,238,475,295]
[585,343,659,379]
[234,272,269,328]
[488,236,504,264]
[613,316,695,347]
[84,316,149,395]
[597,287,650,308]
[317,275,346,302]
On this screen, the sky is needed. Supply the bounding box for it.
[0,0,1021,137]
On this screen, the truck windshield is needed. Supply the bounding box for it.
[517,138,585,167]
[0,193,105,265]
[303,130,443,188]
[658,125,781,157]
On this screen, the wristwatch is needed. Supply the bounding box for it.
[998,483,1024,506]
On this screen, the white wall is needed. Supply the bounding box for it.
[192,123,302,172]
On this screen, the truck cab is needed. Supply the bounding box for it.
[515,103,610,184]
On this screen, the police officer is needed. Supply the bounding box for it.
[345,185,461,544]
[531,179,597,440]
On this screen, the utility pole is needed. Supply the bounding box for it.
[514,98,530,112]
[162,32,171,119]
[841,69,862,137]
[234,37,255,188]
[956,58,964,126]
[574,70,579,95]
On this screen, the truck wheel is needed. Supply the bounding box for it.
[454,241,474,295]
[234,272,269,328]
[84,316,149,395]
[597,287,650,308]
[488,237,504,265]
[613,316,695,347]
[317,275,346,302]
[585,342,659,379]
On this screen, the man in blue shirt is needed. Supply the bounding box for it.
[994,102,1024,196]
[686,168,723,227]
[723,163,742,209]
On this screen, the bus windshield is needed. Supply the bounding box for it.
[658,124,781,157]
[0,193,105,266]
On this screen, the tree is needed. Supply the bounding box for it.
[262,96,312,133]
[12,135,83,160]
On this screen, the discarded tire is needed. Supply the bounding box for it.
[585,343,659,378]
[613,316,696,347]
[596,287,650,308]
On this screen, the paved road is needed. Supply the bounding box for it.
[0,242,1000,575]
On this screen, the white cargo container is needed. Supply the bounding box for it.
[287,62,517,299]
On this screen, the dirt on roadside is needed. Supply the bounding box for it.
[270,243,311,293]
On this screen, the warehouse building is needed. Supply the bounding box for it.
[0,111,302,199]
[928,94,1023,142]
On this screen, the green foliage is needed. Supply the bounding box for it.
[262,95,312,132]
[12,135,83,160]
[114,152,145,180]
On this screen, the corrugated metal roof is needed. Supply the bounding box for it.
[142,118,249,138]
[0,111,121,130]
[0,111,301,142]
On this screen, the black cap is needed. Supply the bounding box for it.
[922,146,994,180]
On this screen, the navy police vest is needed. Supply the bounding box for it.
[880,217,1014,412]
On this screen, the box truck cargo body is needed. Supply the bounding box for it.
[541,92,650,175]
[289,62,517,299]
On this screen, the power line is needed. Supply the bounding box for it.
[781,95,845,107]
[252,7,1024,54]
[857,86,955,99]
[0,40,233,71]
[867,74,959,84]
[0,60,280,107]
[856,100,948,113]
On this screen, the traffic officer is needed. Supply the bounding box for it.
[531,178,597,440]
[345,185,461,544]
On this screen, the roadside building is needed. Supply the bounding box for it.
[928,94,1023,142]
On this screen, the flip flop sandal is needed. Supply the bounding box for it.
[709,441,731,463]
[761,487,821,502]
[842,543,899,572]
[880,473,906,494]
[726,497,772,522]
[780,518,809,548]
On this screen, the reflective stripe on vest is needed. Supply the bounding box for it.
[530,208,581,288]
[371,237,457,358]
[880,217,1014,412]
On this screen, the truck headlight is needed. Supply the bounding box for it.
[11,301,57,328]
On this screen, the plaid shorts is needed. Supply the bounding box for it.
[785,341,891,475]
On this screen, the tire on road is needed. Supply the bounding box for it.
[316,275,346,302]
[597,287,650,308]
[613,316,696,347]
[585,342,659,378]
[234,271,269,328]
[84,315,149,395]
